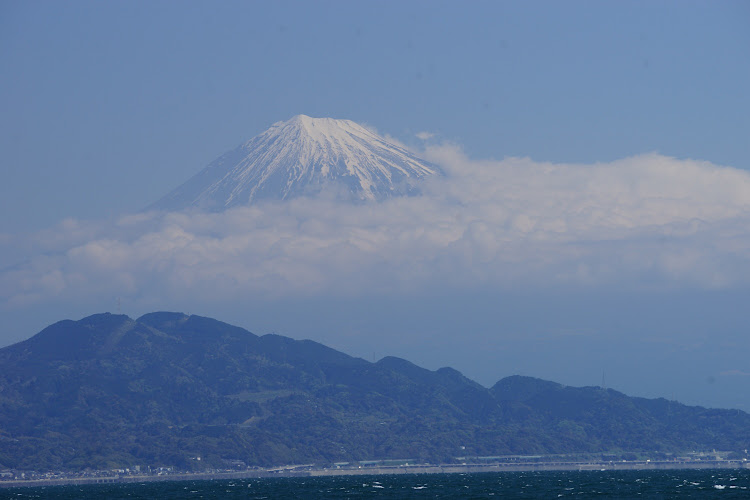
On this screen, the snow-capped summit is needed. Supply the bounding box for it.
[150,115,440,211]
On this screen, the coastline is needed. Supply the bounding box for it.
[2,460,749,489]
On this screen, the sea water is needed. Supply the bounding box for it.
[2,469,749,499]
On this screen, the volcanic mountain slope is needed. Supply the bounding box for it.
[150,115,440,211]
[0,312,749,471]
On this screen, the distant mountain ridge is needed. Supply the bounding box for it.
[0,312,749,471]
[150,115,440,211]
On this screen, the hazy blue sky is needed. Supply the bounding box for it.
[2,1,750,411]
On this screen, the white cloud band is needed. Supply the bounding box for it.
[3,148,750,309]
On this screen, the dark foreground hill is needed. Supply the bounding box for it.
[0,312,748,471]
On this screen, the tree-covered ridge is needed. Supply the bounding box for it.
[0,312,748,471]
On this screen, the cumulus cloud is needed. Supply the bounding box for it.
[3,148,750,309]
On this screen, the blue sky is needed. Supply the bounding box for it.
[2,1,750,410]
[3,1,748,231]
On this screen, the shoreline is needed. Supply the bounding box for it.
[2,460,749,489]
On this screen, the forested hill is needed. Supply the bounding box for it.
[0,312,748,471]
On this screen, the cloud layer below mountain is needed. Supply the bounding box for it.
[3,146,750,311]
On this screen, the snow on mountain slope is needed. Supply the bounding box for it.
[150,115,440,211]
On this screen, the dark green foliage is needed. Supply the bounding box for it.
[1,312,749,471]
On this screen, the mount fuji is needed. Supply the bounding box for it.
[150,115,440,211]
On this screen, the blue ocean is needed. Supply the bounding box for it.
[2,470,749,499]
